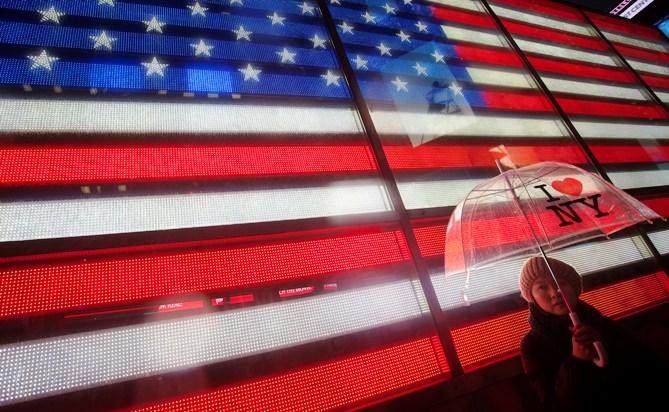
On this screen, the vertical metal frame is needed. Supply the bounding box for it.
[316,0,464,375]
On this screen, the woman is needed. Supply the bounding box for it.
[519,256,664,411]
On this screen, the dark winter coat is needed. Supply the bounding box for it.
[520,300,666,411]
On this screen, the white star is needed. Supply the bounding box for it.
[98,0,115,6]
[239,63,261,81]
[143,17,166,33]
[415,21,428,33]
[321,70,341,86]
[353,55,368,70]
[299,2,315,15]
[449,82,463,96]
[431,49,445,63]
[331,0,341,4]
[277,47,296,63]
[191,39,214,56]
[27,50,58,71]
[90,31,117,50]
[403,0,413,4]
[338,21,354,34]
[412,62,427,76]
[396,30,411,43]
[383,3,397,14]
[391,76,408,92]
[187,2,208,17]
[310,34,327,49]
[233,25,252,41]
[362,11,376,24]
[38,6,64,24]
[142,57,168,77]
[268,12,286,26]
[377,42,391,56]
[230,0,244,5]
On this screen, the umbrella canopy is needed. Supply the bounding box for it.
[444,161,660,292]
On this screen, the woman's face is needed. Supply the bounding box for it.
[531,273,577,316]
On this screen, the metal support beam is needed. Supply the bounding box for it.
[316,0,464,375]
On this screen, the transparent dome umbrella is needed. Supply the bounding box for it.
[444,161,661,367]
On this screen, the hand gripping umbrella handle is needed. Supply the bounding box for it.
[569,312,608,368]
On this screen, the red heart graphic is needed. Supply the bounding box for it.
[551,178,582,197]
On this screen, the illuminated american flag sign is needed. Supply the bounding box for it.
[0,0,668,410]
[0,0,447,409]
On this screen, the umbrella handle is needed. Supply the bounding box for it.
[592,341,608,368]
[569,312,608,368]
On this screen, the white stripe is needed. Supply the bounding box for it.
[432,236,651,309]
[441,25,507,48]
[467,66,535,89]
[515,38,618,66]
[0,98,362,135]
[655,91,669,103]
[627,58,669,76]
[373,111,569,139]
[648,229,669,255]
[608,169,669,190]
[490,4,594,37]
[428,0,485,13]
[0,280,424,405]
[601,29,669,53]
[573,121,669,140]
[0,180,391,242]
[398,177,487,209]
[379,58,534,89]
[542,76,649,100]
[397,167,669,209]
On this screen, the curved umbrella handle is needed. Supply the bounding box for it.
[569,312,608,368]
[592,341,608,368]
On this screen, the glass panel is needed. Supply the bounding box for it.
[648,227,669,255]
[489,0,669,192]
[327,0,589,212]
[326,0,607,310]
[0,0,445,409]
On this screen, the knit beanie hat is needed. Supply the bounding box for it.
[519,256,582,302]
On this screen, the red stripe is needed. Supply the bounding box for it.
[451,273,668,371]
[0,144,376,186]
[420,215,557,260]
[415,224,448,258]
[584,274,669,318]
[130,337,448,412]
[528,55,637,83]
[641,73,669,89]
[556,97,669,120]
[386,142,669,173]
[0,230,410,318]
[430,5,496,29]
[502,19,609,52]
[641,196,669,218]
[590,144,669,165]
[491,0,584,23]
[484,90,553,112]
[587,11,666,42]
[614,44,669,65]
[454,44,523,68]
[385,144,587,171]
